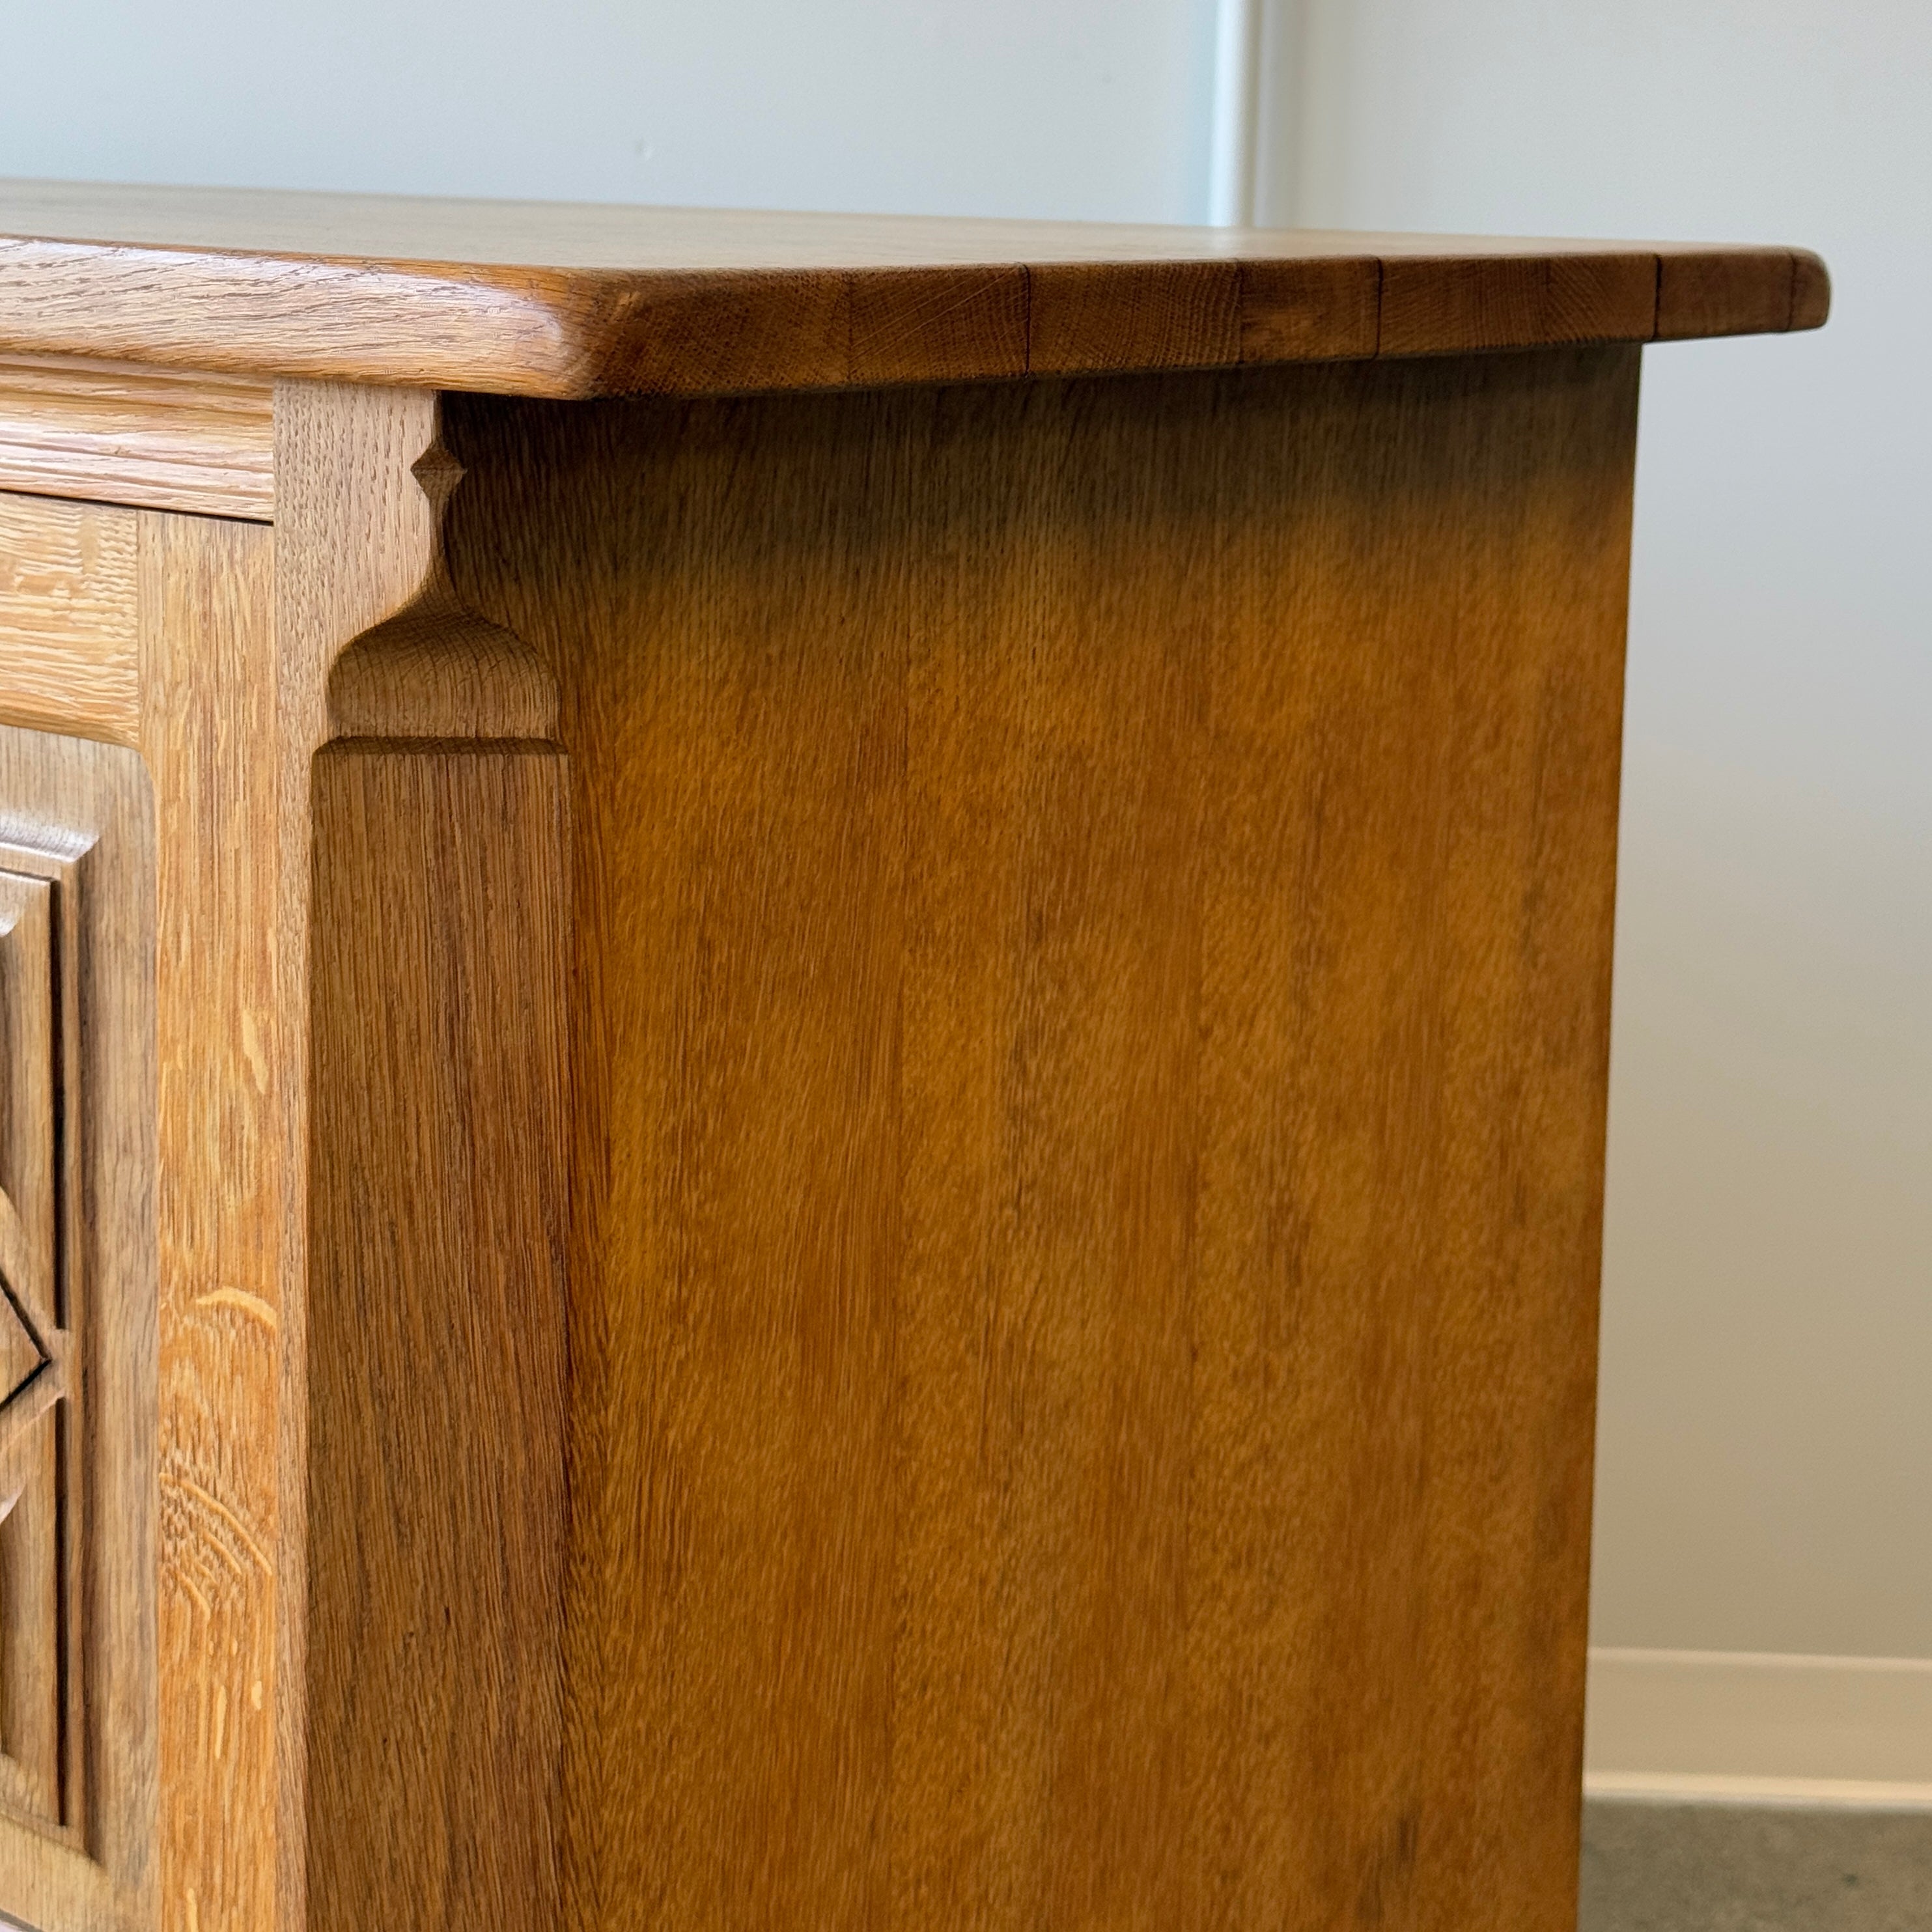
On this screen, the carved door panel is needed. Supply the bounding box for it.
[0,856,77,1839]
[0,725,155,1932]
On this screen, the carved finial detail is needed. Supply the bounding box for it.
[278,383,559,744]
[408,438,466,516]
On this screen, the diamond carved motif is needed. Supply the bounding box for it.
[0,1280,45,1410]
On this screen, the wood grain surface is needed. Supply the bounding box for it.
[0,725,158,1932]
[0,492,140,748]
[137,511,284,1932]
[309,742,568,1932]
[266,381,555,738]
[444,345,1638,1930]
[0,180,1825,397]
[0,861,70,1843]
[0,355,272,520]
[0,389,529,1932]
[112,389,557,1932]
[273,381,566,1932]
[0,204,1816,1932]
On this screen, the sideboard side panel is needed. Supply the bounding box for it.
[307,741,568,1932]
[447,348,1638,1932]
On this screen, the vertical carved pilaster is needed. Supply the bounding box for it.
[277,381,567,1932]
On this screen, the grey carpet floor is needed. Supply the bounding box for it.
[1580,1797,1932,1931]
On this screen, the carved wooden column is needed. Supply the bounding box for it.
[0,184,1826,1932]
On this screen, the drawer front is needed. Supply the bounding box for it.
[0,493,140,749]
[0,355,272,524]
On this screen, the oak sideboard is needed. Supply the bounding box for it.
[0,180,1827,1932]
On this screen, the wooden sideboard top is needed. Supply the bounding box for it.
[0,178,1827,399]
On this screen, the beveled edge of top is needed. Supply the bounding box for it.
[0,180,1829,399]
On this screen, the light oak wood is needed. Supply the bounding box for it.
[309,742,568,1932]
[1379,249,1652,354]
[268,378,561,1932]
[0,1259,42,1395]
[0,494,140,748]
[1655,246,1813,339]
[0,725,158,1932]
[436,347,1636,1929]
[0,863,65,1839]
[0,870,58,1327]
[0,183,1826,1932]
[0,181,1827,397]
[1789,251,1832,331]
[279,385,555,741]
[137,512,285,1932]
[0,357,272,521]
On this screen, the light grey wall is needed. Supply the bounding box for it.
[1291,0,1932,1657]
[0,0,1215,223]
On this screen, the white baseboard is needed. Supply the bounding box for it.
[1586,1647,1932,1806]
